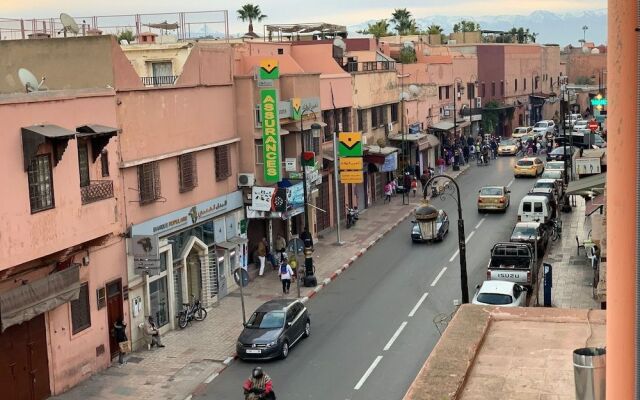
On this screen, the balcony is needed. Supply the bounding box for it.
[343,61,396,73]
[81,180,114,205]
[141,75,178,87]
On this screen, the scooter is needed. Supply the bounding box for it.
[346,206,359,228]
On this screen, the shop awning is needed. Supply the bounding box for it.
[283,121,327,132]
[21,124,75,171]
[279,128,290,136]
[229,236,249,245]
[426,134,440,148]
[0,265,81,331]
[364,145,400,156]
[456,120,471,129]
[388,132,428,142]
[76,124,119,162]
[215,241,237,249]
[430,121,455,132]
[566,173,606,196]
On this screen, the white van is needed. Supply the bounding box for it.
[518,195,552,224]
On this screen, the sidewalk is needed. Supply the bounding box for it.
[538,196,600,309]
[52,165,469,400]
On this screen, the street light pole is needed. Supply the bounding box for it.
[424,175,469,303]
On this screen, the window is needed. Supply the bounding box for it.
[138,161,161,204]
[254,105,262,128]
[371,107,378,127]
[178,153,198,192]
[100,149,110,177]
[500,81,505,95]
[535,76,538,90]
[515,79,518,92]
[445,86,450,99]
[491,82,496,96]
[534,202,543,213]
[438,86,443,100]
[152,61,172,77]
[481,83,486,97]
[71,282,91,334]
[390,103,398,123]
[379,105,387,127]
[341,108,351,131]
[149,276,169,328]
[523,202,532,212]
[524,78,527,90]
[28,154,54,213]
[77,141,90,187]
[214,145,231,181]
[255,142,264,164]
[322,110,333,140]
[357,109,365,131]
[467,83,475,100]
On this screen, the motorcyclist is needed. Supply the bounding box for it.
[243,367,276,400]
[481,144,490,165]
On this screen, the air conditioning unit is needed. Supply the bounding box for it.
[237,173,255,187]
[476,97,482,109]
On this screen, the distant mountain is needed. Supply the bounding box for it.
[349,9,607,47]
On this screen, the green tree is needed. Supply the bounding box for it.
[390,8,418,35]
[399,47,417,63]
[117,30,135,43]
[425,24,443,35]
[237,4,267,35]
[453,20,480,33]
[482,100,500,134]
[358,19,391,38]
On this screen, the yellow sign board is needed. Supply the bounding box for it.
[339,157,363,171]
[338,132,363,157]
[340,170,364,184]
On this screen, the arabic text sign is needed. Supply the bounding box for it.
[261,89,281,183]
[339,157,363,171]
[340,170,364,184]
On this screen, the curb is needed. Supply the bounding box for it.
[192,166,470,394]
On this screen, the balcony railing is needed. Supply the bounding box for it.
[343,61,396,73]
[81,180,114,205]
[141,75,178,86]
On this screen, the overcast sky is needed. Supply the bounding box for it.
[3,0,606,35]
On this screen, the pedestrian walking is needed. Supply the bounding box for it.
[411,177,418,197]
[257,238,267,276]
[279,261,294,294]
[403,172,411,194]
[436,157,445,174]
[113,317,128,366]
[144,316,165,349]
[384,181,393,203]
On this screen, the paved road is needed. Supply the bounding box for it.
[201,155,541,400]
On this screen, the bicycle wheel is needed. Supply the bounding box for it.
[194,307,207,321]
[178,312,189,329]
[551,227,559,242]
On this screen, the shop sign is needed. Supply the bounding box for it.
[251,186,276,211]
[261,88,281,183]
[132,235,160,275]
[339,157,363,171]
[291,98,302,120]
[575,158,602,175]
[381,152,398,172]
[131,191,243,236]
[285,157,297,171]
[259,59,279,80]
[338,132,363,157]
[340,170,364,184]
[287,183,304,208]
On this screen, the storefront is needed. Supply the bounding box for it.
[388,125,440,175]
[128,191,245,337]
[363,145,399,208]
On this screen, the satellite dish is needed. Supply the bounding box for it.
[400,92,411,101]
[403,41,414,49]
[18,68,46,92]
[333,37,346,51]
[60,13,80,36]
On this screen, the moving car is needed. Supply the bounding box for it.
[498,139,519,156]
[510,221,549,256]
[532,120,555,137]
[236,299,310,360]
[411,207,449,243]
[477,186,511,213]
[547,146,578,162]
[512,126,533,138]
[472,280,527,307]
[513,157,544,178]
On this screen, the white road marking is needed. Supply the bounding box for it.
[383,321,408,351]
[431,267,447,287]
[204,372,219,384]
[449,249,460,262]
[475,218,486,230]
[408,292,429,317]
[507,179,515,188]
[465,230,476,244]
[354,355,384,390]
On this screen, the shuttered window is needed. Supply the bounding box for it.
[138,161,161,204]
[28,154,54,213]
[100,149,110,177]
[178,153,198,192]
[78,141,90,187]
[214,145,231,181]
[71,282,91,334]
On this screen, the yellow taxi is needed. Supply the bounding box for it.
[513,157,544,178]
[477,186,511,213]
[497,139,518,156]
[512,126,533,139]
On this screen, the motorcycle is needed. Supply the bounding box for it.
[346,206,359,229]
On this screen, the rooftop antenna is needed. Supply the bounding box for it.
[59,13,80,37]
[18,68,47,93]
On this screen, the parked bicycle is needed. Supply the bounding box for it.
[550,218,563,242]
[177,296,207,329]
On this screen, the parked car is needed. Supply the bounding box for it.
[541,169,566,187]
[510,221,549,256]
[547,146,579,162]
[472,280,527,307]
[518,195,554,224]
[411,207,449,243]
[486,242,536,289]
[532,178,563,200]
[513,157,544,178]
[532,120,555,137]
[512,126,533,138]
[236,299,310,360]
[498,139,519,156]
[545,160,566,171]
[477,186,511,213]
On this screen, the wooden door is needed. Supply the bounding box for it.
[315,177,330,232]
[0,314,50,400]
[106,279,123,359]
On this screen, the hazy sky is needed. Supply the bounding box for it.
[2,0,607,34]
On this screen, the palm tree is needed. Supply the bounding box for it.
[390,8,416,35]
[237,4,267,36]
[358,19,391,38]
[425,24,443,35]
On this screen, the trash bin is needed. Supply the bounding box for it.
[573,347,606,400]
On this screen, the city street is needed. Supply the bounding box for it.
[201,155,540,400]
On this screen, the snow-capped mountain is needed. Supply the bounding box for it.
[349,9,607,47]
